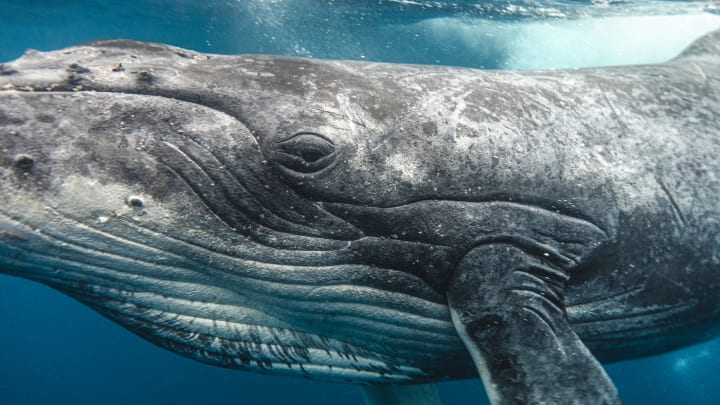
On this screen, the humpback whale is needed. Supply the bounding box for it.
[0,28,719,404]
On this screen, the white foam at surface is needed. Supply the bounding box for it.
[414,13,720,70]
[508,13,720,69]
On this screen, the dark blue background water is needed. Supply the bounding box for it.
[1,1,720,404]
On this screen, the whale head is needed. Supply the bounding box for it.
[0,41,506,383]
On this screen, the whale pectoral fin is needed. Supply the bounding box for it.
[361,383,443,405]
[447,243,620,404]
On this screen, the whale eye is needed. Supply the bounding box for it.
[273,132,336,174]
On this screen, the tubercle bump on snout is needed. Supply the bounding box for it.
[12,154,35,171]
[125,195,145,209]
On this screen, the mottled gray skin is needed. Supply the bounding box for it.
[1,29,719,404]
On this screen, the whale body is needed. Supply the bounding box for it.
[0,29,719,404]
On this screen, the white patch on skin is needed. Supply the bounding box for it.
[449,306,502,405]
[386,152,423,183]
[48,175,179,228]
[54,175,137,216]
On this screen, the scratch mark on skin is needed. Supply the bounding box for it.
[320,108,368,129]
[657,178,688,229]
[600,89,629,138]
[690,62,708,83]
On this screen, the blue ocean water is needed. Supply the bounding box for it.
[1,1,720,404]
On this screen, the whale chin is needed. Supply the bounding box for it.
[0,199,471,383]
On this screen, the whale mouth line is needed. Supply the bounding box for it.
[0,201,446,300]
[0,207,451,319]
